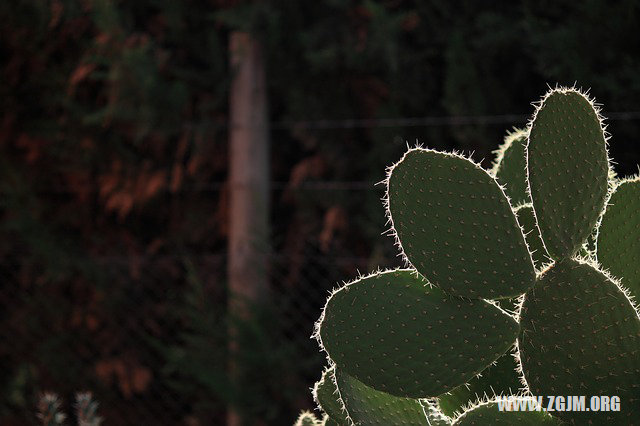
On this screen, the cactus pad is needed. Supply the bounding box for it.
[492,128,530,207]
[437,350,521,418]
[313,367,347,425]
[495,204,547,314]
[334,368,428,425]
[527,88,609,260]
[596,177,640,300]
[453,399,561,425]
[323,417,339,426]
[295,411,321,426]
[422,400,453,426]
[387,149,535,299]
[317,269,519,398]
[519,259,640,424]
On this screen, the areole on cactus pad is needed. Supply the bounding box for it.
[297,86,640,426]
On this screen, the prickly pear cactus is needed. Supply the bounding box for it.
[317,269,519,398]
[596,176,640,300]
[387,150,535,299]
[296,86,640,425]
[527,89,610,260]
[294,411,322,426]
[491,128,530,207]
[519,259,640,425]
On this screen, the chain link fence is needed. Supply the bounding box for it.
[0,183,401,425]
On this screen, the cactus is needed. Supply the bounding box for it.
[513,204,550,269]
[527,88,610,260]
[491,128,530,207]
[422,399,453,426]
[333,368,428,425]
[596,176,640,300]
[314,366,348,425]
[387,149,535,299]
[294,411,322,426]
[297,86,640,425]
[437,350,521,418]
[519,259,640,424]
[315,366,452,425]
[452,398,561,425]
[316,269,518,398]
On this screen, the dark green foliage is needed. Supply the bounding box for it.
[437,351,521,418]
[333,368,428,425]
[527,89,609,260]
[452,399,561,425]
[519,259,640,425]
[161,268,229,415]
[492,128,530,207]
[388,149,535,299]
[162,265,310,424]
[317,269,519,398]
[596,177,640,300]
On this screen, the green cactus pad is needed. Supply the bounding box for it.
[323,417,339,426]
[578,231,597,259]
[437,350,521,418]
[295,411,321,426]
[452,399,561,425]
[313,367,348,425]
[422,400,453,426]
[515,204,550,269]
[387,149,535,299]
[317,269,519,398]
[519,259,640,424]
[527,88,609,260]
[492,128,530,207]
[334,368,428,425]
[596,177,640,300]
[494,206,546,319]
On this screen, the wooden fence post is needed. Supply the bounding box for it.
[227,31,270,426]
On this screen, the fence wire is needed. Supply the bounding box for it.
[0,185,399,425]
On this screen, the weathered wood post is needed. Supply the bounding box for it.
[227,31,270,426]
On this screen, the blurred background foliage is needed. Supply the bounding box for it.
[1,0,639,424]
